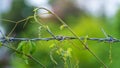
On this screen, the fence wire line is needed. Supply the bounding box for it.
[0,36,119,43]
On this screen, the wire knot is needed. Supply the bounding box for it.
[55,36,65,41]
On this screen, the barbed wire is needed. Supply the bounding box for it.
[0,35,119,43]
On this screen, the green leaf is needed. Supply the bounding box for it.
[17,41,36,55]
[21,41,31,64]
[17,41,29,64]
[17,41,27,51]
[22,41,30,55]
[0,42,2,47]
[16,41,36,64]
[49,44,55,48]
[22,55,29,64]
[67,48,72,57]
[30,41,36,54]
[56,48,64,55]
[60,25,67,30]
[33,8,39,12]
[84,35,88,44]
[25,59,29,64]
[38,26,42,30]
[50,48,58,65]
[46,26,50,30]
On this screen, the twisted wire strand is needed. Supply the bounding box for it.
[0,36,119,43]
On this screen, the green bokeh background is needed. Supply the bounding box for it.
[1,0,120,68]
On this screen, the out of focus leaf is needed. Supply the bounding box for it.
[24,58,29,64]
[17,41,29,64]
[0,42,2,47]
[30,41,36,54]
[17,41,27,51]
[66,48,72,57]
[83,35,88,44]
[50,48,58,65]
[49,43,55,48]
[60,25,67,30]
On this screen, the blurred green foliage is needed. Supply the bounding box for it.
[1,0,120,68]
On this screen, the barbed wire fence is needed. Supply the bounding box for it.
[0,35,119,43]
[0,7,119,68]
